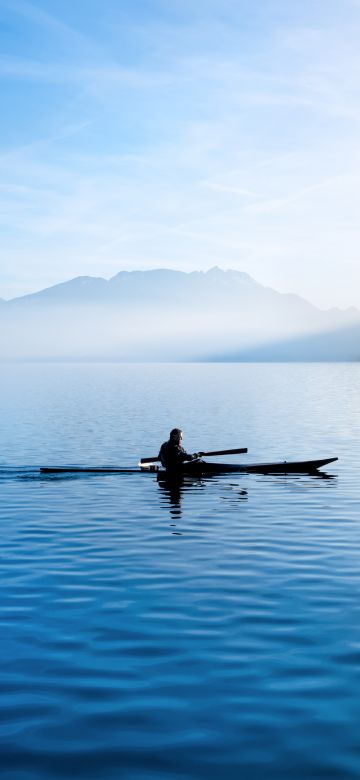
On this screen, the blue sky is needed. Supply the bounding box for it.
[1,0,360,306]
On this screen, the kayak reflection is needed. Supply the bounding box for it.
[157,473,204,518]
[156,472,249,521]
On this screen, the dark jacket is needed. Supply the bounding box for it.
[159,440,196,470]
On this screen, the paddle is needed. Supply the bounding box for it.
[140,447,248,465]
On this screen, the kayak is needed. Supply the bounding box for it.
[147,457,338,475]
[40,457,338,475]
[40,466,143,474]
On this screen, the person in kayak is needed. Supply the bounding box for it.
[159,428,199,471]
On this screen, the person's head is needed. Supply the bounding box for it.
[170,428,182,445]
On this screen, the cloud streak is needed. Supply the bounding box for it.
[0,0,96,50]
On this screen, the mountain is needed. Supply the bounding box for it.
[1,268,359,361]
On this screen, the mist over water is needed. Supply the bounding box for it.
[2,268,359,360]
[1,362,359,779]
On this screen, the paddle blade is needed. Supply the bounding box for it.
[198,447,248,457]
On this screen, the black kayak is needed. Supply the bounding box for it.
[40,457,338,475]
[148,457,338,475]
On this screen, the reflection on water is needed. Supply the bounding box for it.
[0,363,357,780]
[156,473,249,537]
[157,473,213,514]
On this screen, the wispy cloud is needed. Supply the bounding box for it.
[0,0,96,50]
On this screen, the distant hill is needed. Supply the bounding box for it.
[1,268,359,361]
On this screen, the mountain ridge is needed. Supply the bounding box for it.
[1,267,359,361]
[3,267,354,315]
[5,267,260,304]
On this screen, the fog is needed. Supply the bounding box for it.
[1,298,358,362]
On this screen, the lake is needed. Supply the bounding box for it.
[0,362,359,779]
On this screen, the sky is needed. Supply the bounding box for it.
[1,0,360,307]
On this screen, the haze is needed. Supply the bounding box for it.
[1,269,359,361]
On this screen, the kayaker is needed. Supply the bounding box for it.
[159,428,199,471]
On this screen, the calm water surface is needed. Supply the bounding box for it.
[0,363,359,779]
